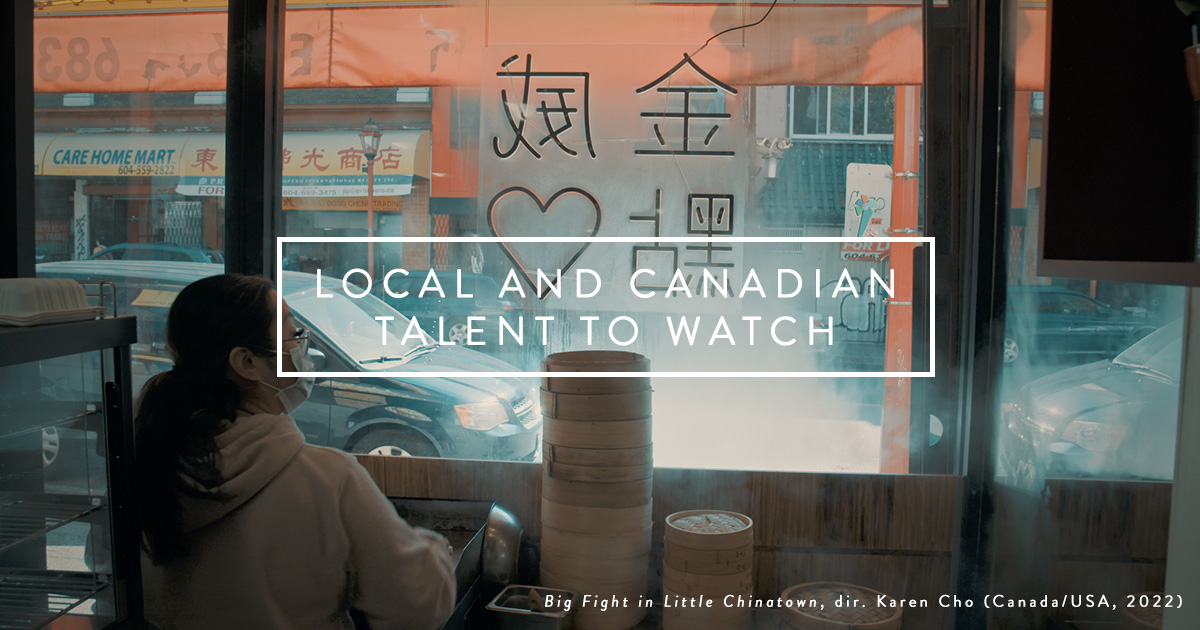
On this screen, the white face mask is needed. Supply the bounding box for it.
[261,342,315,415]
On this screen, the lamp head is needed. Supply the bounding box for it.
[359,119,383,161]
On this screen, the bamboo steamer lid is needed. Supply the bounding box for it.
[541,566,648,593]
[662,564,753,598]
[665,510,753,551]
[541,473,652,508]
[544,443,654,468]
[541,498,652,535]
[664,542,753,575]
[543,351,651,395]
[540,548,651,583]
[545,459,653,483]
[541,524,653,558]
[543,418,652,449]
[780,583,902,630]
[541,389,652,421]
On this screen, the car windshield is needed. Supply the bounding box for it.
[1112,320,1183,380]
[285,279,436,369]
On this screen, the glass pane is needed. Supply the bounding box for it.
[990,4,1185,627]
[866,86,896,135]
[32,5,227,397]
[0,351,115,627]
[828,86,853,135]
[263,1,934,475]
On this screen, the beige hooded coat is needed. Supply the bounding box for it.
[142,413,455,630]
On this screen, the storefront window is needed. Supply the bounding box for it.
[266,1,935,470]
[988,4,1185,627]
[28,0,228,587]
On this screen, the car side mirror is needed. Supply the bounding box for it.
[308,347,327,372]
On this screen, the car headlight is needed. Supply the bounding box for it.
[1061,420,1127,451]
[455,399,509,431]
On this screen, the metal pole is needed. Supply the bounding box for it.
[367,158,375,280]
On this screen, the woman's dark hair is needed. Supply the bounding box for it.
[135,274,275,563]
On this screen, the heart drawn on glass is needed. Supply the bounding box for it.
[487,186,602,300]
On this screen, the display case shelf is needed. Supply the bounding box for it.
[0,408,101,444]
[0,494,103,555]
[0,569,109,630]
[0,315,142,629]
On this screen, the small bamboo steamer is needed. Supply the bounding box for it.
[541,389,652,421]
[541,567,649,629]
[545,459,653,483]
[543,418,652,449]
[541,498,652,535]
[663,542,753,575]
[540,549,651,583]
[780,583,902,630]
[543,351,651,396]
[541,566,648,592]
[544,443,654,467]
[541,524,653,558]
[541,474,652,508]
[662,564,754,598]
[665,510,753,551]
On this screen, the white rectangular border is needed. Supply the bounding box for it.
[277,236,936,378]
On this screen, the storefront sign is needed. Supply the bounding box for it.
[842,163,894,261]
[35,130,429,198]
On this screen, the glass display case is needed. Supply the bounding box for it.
[0,317,143,630]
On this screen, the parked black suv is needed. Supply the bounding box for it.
[37,260,541,461]
[1002,285,1160,365]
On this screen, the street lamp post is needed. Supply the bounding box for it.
[359,119,383,280]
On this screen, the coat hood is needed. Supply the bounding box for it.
[177,413,305,532]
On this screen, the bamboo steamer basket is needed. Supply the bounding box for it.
[542,351,651,395]
[544,443,654,468]
[541,474,652,508]
[662,564,754,598]
[540,548,651,583]
[663,542,753,575]
[780,583,902,630]
[541,498,652,535]
[540,389,652,421]
[544,459,653,483]
[540,568,647,630]
[540,524,653,558]
[543,418,652,449]
[665,510,753,551]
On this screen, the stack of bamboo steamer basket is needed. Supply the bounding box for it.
[662,510,754,630]
[540,351,653,630]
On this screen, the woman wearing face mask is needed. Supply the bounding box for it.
[134,274,454,630]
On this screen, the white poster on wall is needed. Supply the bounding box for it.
[841,163,893,261]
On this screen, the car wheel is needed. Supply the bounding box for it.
[42,427,60,468]
[350,428,438,458]
[1002,336,1021,364]
[446,319,470,345]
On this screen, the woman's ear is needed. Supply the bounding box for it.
[227,347,263,382]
